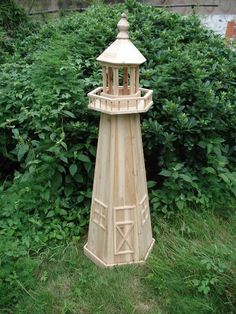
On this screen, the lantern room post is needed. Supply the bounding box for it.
[84,13,155,267]
[102,65,107,93]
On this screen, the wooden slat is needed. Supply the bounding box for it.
[102,65,107,93]
[135,66,139,93]
[123,67,129,94]
[130,67,136,94]
[108,67,113,94]
[84,114,154,266]
[113,67,119,96]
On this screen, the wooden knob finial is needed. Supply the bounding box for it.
[117,13,129,39]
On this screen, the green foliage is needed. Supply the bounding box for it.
[139,9,236,215]
[0,0,28,31]
[0,0,38,63]
[147,211,236,313]
[0,243,38,309]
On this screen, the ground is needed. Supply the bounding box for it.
[13,210,236,314]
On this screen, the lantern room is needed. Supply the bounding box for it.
[88,13,153,114]
[100,64,140,97]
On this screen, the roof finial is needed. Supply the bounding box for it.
[117,13,129,39]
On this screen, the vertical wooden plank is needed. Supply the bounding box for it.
[108,67,113,94]
[113,67,119,96]
[107,115,116,264]
[102,65,107,93]
[135,66,139,93]
[129,114,139,262]
[135,114,153,258]
[123,67,129,94]
[130,67,136,94]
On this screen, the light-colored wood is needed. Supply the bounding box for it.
[97,14,146,65]
[108,66,113,94]
[113,67,119,96]
[84,13,154,267]
[84,238,155,268]
[102,65,107,93]
[84,114,154,266]
[123,67,129,94]
[88,86,153,114]
[97,38,146,65]
[130,67,136,95]
[135,66,139,93]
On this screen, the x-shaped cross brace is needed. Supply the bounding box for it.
[116,223,134,253]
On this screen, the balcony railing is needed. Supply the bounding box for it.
[88,87,153,114]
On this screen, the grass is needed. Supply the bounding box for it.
[148,211,236,313]
[12,243,161,314]
[4,210,236,314]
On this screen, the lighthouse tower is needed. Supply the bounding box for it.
[84,13,155,267]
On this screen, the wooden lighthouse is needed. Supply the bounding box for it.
[84,13,155,267]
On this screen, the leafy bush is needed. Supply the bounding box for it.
[0,0,28,31]
[0,0,38,63]
[0,0,236,309]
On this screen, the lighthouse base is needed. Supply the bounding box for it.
[84,238,155,268]
[85,113,154,267]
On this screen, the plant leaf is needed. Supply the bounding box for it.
[17,144,29,161]
[69,164,78,176]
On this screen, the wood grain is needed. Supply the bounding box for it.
[84,114,154,266]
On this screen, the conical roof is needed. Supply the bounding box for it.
[97,13,146,65]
